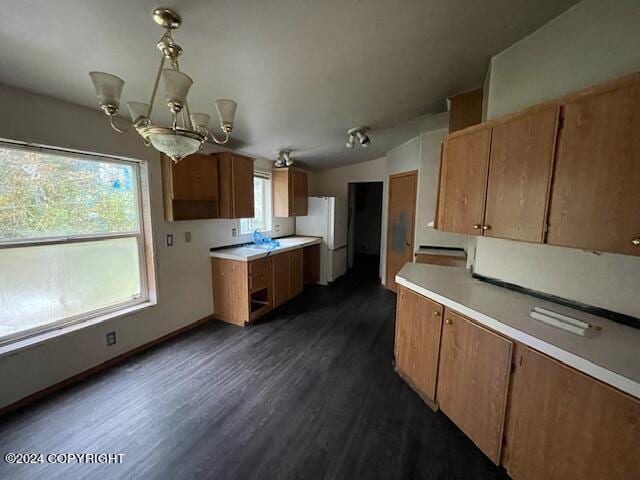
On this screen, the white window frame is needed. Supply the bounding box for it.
[240,169,272,236]
[0,140,154,347]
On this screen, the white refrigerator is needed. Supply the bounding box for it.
[296,196,348,285]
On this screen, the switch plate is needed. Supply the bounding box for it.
[184,231,192,243]
[106,331,117,346]
[232,228,237,237]
[274,224,280,232]
[166,234,174,246]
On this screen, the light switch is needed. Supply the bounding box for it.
[184,231,192,243]
[232,228,237,237]
[166,234,174,247]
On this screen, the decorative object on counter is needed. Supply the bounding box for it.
[89,7,238,162]
[253,230,280,250]
[274,149,294,167]
[345,127,370,149]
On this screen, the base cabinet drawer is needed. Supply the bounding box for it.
[503,345,640,480]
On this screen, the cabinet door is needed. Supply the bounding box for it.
[436,310,512,464]
[191,154,219,201]
[484,106,559,242]
[291,169,308,216]
[272,169,290,217]
[231,154,255,219]
[437,127,491,235]
[547,81,640,255]
[272,253,290,308]
[503,345,640,480]
[289,248,304,298]
[394,286,444,403]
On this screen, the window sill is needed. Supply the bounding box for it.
[0,301,156,360]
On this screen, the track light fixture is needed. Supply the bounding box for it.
[346,127,370,149]
[275,149,294,167]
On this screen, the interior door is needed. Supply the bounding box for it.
[385,170,417,292]
[484,106,559,242]
[394,286,444,403]
[547,81,640,255]
[436,310,512,464]
[436,127,491,235]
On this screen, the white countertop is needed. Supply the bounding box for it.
[210,236,322,261]
[396,263,640,400]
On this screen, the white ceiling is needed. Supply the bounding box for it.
[0,0,578,169]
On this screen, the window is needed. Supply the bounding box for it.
[0,142,150,345]
[240,171,272,235]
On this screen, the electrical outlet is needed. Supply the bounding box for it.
[106,331,117,346]
[166,234,174,246]
[232,228,237,237]
[274,224,280,232]
[184,231,192,243]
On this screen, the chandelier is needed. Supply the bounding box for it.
[89,8,237,162]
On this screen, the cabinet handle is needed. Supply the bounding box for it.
[473,224,482,230]
[445,318,452,325]
[433,311,441,317]
[482,225,491,231]
[633,238,640,246]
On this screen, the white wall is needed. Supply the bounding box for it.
[0,84,294,408]
[473,0,640,318]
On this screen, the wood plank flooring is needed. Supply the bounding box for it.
[0,272,509,480]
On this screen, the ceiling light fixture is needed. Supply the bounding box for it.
[346,127,370,149]
[275,149,294,167]
[88,8,238,162]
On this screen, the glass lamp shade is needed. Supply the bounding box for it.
[190,113,210,130]
[148,132,201,162]
[127,101,149,122]
[161,69,193,110]
[89,72,124,109]
[215,99,238,130]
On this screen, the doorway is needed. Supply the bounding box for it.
[347,182,384,280]
[385,170,418,292]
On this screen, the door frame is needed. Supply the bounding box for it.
[385,170,418,291]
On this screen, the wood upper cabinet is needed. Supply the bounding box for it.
[436,309,512,464]
[436,126,491,235]
[503,345,640,480]
[272,167,308,217]
[394,286,444,405]
[448,87,484,133]
[216,152,255,219]
[161,153,219,221]
[484,106,559,242]
[547,79,640,256]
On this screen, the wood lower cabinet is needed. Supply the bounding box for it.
[272,249,304,308]
[272,167,308,217]
[436,126,491,235]
[436,309,513,464]
[484,105,559,242]
[547,78,640,256]
[216,152,255,219]
[394,286,444,405]
[503,345,640,480]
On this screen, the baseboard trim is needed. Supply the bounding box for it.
[0,314,213,418]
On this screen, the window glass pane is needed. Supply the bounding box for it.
[240,176,270,235]
[0,237,142,341]
[0,146,138,242]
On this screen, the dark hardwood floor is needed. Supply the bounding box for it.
[0,271,509,480]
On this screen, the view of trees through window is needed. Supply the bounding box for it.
[0,143,146,345]
[0,146,137,242]
[240,175,271,235]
